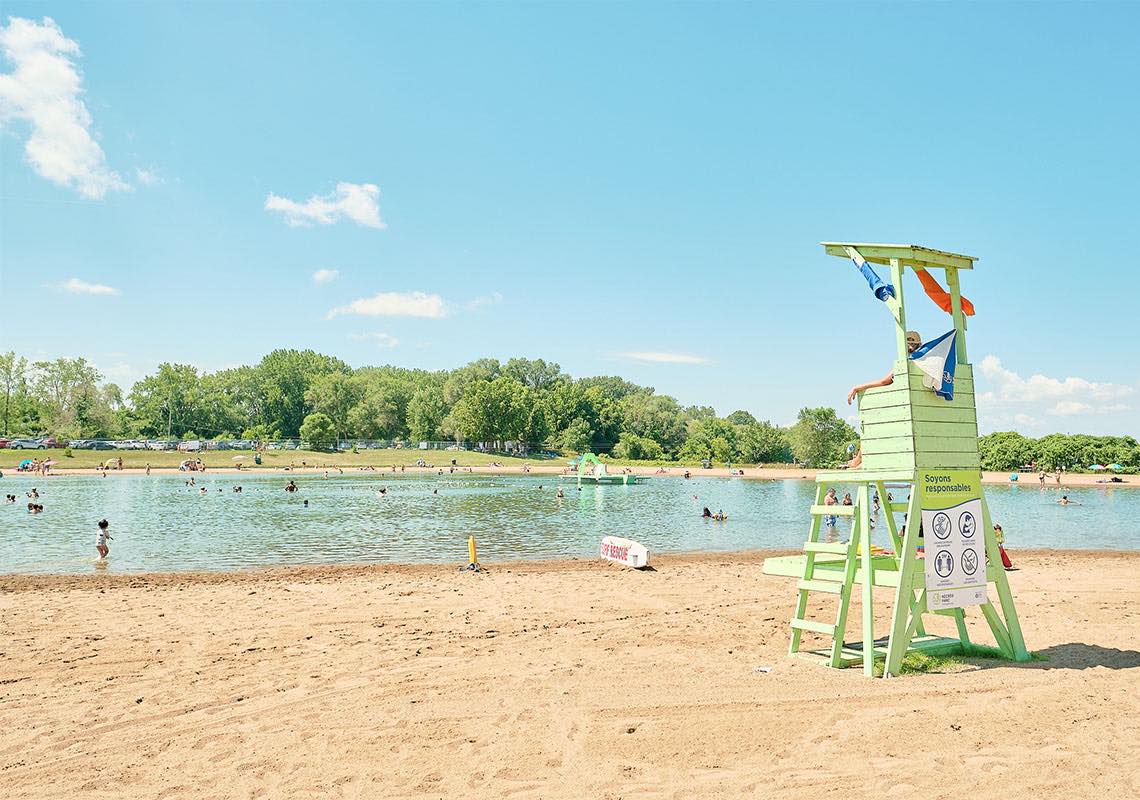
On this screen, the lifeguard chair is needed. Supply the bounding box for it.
[762,243,1029,677]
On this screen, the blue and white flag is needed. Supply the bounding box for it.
[910,330,957,401]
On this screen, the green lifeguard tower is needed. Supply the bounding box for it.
[763,243,1029,677]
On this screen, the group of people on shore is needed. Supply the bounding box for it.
[13,459,54,475]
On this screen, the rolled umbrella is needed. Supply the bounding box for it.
[845,246,895,302]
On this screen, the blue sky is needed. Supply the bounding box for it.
[2,3,1138,435]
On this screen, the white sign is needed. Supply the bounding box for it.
[922,498,987,610]
[600,536,650,569]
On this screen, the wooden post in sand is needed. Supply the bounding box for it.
[763,243,1029,678]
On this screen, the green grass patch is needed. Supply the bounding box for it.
[0,447,552,471]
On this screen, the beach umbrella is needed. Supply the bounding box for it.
[1089,464,1106,471]
[1108,463,1124,471]
[43,459,56,466]
[232,455,246,460]
[18,459,31,468]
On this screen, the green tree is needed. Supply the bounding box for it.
[558,418,593,453]
[978,431,1037,472]
[129,363,204,438]
[678,418,740,462]
[620,392,688,456]
[725,409,758,426]
[299,412,338,450]
[305,373,364,440]
[502,358,566,390]
[612,432,665,461]
[0,352,29,436]
[407,388,447,441]
[32,357,105,437]
[788,407,857,467]
[257,349,350,438]
[736,421,791,463]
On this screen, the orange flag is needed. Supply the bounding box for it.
[915,268,975,316]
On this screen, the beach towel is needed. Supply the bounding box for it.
[909,330,957,401]
[915,267,976,316]
[844,246,895,302]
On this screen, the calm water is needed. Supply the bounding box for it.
[0,473,1135,573]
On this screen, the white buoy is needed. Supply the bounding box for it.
[600,536,650,569]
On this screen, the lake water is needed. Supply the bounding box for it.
[0,473,1135,574]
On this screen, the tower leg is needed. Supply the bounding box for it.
[791,483,827,655]
[979,493,1030,660]
[858,484,875,676]
[884,480,922,677]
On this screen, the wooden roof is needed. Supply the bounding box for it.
[820,242,977,270]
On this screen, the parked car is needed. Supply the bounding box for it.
[9,438,46,449]
[0,438,9,449]
[178,440,202,452]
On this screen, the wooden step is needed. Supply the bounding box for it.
[790,618,836,636]
[810,504,855,517]
[803,541,849,555]
[797,579,842,594]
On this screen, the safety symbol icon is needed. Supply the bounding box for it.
[932,512,952,540]
[934,549,954,578]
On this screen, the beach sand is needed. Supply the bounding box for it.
[2,550,1138,798]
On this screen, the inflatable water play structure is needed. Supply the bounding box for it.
[566,453,640,485]
[763,243,1029,677]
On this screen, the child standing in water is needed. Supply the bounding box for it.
[96,519,113,560]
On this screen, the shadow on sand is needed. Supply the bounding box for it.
[972,643,1140,671]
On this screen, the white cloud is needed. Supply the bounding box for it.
[349,332,399,348]
[328,291,446,319]
[312,268,339,285]
[1050,401,1091,416]
[0,17,128,199]
[52,277,120,296]
[265,182,385,228]
[976,355,1134,432]
[618,351,711,365]
[134,167,161,186]
[977,355,1133,414]
[467,291,504,310]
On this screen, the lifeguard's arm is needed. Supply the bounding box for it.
[847,369,895,405]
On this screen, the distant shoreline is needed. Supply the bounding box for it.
[2,462,1130,488]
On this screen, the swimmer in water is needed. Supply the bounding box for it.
[1058,495,1081,506]
[702,507,712,518]
[556,487,564,498]
[303,499,309,508]
[199,486,208,494]
[95,519,112,559]
[285,480,298,493]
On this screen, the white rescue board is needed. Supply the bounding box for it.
[600,536,650,569]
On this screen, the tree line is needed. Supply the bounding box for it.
[0,350,865,465]
[978,431,1140,473]
[8,351,1135,470]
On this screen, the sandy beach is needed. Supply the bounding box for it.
[6,461,1131,489]
[3,550,1138,799]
